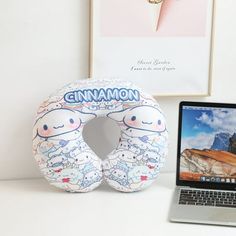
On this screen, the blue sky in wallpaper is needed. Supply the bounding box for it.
[181,106,236,151]
[182,109,213,138]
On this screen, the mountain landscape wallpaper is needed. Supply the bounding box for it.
[180,106,236,182]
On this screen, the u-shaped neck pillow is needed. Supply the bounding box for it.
[33,80,168,192]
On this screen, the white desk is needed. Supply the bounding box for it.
[0,173,235,236]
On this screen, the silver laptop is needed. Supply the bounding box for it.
[169,101,236,227]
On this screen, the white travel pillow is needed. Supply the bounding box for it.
[33,79,168,192]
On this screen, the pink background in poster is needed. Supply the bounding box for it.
[100,0,209,37]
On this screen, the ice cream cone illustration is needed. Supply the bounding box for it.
[148,0,164,31]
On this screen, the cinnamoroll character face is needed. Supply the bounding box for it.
[117,140,141,154]
[107,105,166,134]
[111,168,127,181]
[143,150,160,160]
[122,135,154,150]
[83,170,102,186]
[128,166,153,183]
[34,108,96,139]
[47,155,66,168]
[110,150,140,163]
[140,151,161,169]
[72,151,97,166]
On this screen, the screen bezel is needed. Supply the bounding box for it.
[176,101,236,191]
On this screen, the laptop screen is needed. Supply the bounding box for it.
[179,103,236,186]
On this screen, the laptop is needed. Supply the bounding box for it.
[169,101,236,227]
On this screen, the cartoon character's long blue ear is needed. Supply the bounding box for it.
[107,108,129,122]
[76,110,97,123]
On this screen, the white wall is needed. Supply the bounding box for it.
[0,0,90,179]
[0,0,236,179]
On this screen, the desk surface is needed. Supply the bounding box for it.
[0,173,235,236]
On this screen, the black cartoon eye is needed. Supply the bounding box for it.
[158,120,161,125]
[86,155,89,159]
[43,124,48,130]
[133,156,136,159]
[131,116,136,121]
[122,154,125,157]
[69,118,74,124]
[75,159,78,161]
[124,175,126,178]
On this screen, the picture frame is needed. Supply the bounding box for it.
[90,0,214,97]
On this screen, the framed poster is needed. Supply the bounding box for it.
[90,0,214,96]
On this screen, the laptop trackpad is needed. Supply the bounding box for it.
[170,204,236,226]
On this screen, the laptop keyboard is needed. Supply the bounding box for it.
[179,189,236,208]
